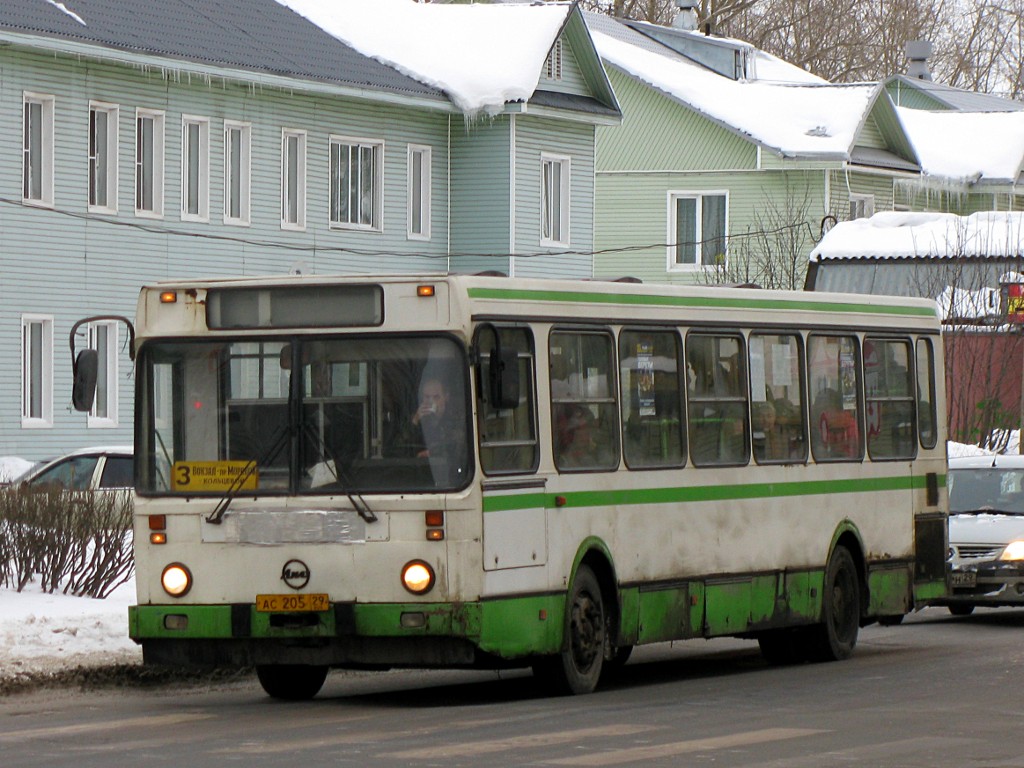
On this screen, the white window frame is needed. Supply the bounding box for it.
[88,321,119,428]
[330,135,384,232]
[181,115,210,222]
[667,190,729,271]
[281,129,307,230]
[23,92,55,208]
[21,315,53,428]
[407,144,431,240]
[224,120,251,226]
[850,194,875,220]
[541,153,571,247]
[88,101,119,213]
[135,108,165,218]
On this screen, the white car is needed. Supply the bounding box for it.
[16,445,133,494]
[935,454,1024,615]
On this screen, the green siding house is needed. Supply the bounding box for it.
[588,14,920,287]
[0,0,619,460]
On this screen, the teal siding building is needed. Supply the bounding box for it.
[0,0,619,459]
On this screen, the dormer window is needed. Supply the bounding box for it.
[545,39,563,81]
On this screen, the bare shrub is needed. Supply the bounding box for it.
[0,485,134,598]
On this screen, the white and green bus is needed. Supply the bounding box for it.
[72,274,948,698]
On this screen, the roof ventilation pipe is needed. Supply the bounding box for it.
[673,0,700,31]
[906,40,933,81]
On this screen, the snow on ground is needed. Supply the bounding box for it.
[0,576,140,679]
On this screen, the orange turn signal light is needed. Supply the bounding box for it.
[159,291,178,304]
[416,285,435,297]
[150,532,167,545]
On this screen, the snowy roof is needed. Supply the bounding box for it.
[588,23,877,157]
[810,211,1024,261]
[0,0,442,100]
[896,107,1024,184]
[278,0,576,117]
[887,74,1024,113]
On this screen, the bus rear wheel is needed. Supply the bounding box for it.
[533,564,605,695]
[806,545,860,662]
[256,664,329,700]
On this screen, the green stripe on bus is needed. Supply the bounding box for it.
[466,287,938,318]
[482,474,945,512]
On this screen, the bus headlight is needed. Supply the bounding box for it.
[401,560,435,595]
[1000,541,1024,561]
[161,563,193,597]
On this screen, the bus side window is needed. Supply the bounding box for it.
[476,327,539,474]
[865,337,915,460]
[749,333,807,464]
[686,332,749,466]
[808,334,864,462]
[550,330,620,472]
[619,329,685,468]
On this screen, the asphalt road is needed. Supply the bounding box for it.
[1,606,1022,767]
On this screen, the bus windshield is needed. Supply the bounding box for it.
[136,335,471,495]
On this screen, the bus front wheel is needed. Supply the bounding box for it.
[533,564,605,695]
[807,545,860,661]
[256,664,329,700]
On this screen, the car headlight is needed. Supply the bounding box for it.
[1000,541,1024,561]
[161,563,192,597]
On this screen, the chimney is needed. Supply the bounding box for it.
[673,0,699,32]
[905,40,933,81]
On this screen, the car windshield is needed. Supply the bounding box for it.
[949,467,1024,514]
[136,335,471,495]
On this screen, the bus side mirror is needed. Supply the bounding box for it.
[489,347,519,409]
[72,349,99,412]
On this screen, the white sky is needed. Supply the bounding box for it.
[276,0,571,116]
[896,107,1024,182]
[811,211,1024,260]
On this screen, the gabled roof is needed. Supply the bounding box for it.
[279,0,619,120]
[886,74,1024,112]
[587,14,888,160]
[0,0,444,101]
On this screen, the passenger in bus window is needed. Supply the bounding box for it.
[752,401,782,461]
[555,403,597,468]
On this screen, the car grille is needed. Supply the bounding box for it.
[955,544,1000,560]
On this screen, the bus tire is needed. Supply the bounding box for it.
[948,604,975,616]
[256,664,329,700]
[807,545,860,662]
[533,564,605,695]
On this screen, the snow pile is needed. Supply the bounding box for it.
[0,457,33,484]
[0,577,139,677]
[277,0,571,116]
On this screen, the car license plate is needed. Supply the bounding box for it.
[255,593,330,612]
[950,571,977,589]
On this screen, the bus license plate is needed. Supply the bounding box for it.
[950,571,977,589]
[255,594,330,612]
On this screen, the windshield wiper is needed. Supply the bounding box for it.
[301,421,377,523]
[205,422,290,525]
